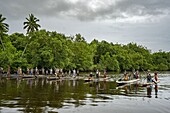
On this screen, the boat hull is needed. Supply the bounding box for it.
[116,79,140,85]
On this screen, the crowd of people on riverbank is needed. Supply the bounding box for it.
[88,69,107,80]
[0,66,159,83]
[0,66,80,77]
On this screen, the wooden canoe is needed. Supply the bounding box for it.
[140,80,160,87]
[116,79,140,85]
[22,75,36,78]
[46,76,60,80]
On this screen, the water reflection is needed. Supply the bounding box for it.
[116,82,160,99]
[147,85,152,98]
[155,85,158,98]
[146,84,159,98]
[0,75,169,113]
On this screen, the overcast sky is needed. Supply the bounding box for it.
[1,0,170,52]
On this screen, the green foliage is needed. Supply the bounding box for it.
[0,14,9,33]
[23,14,41,34]
[0,14,170,73]
[9,33,26,50]
[70,35,94,71]
[0,14,9,51]
[152,52,170,70]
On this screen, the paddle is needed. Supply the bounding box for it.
[117,74,124,81]
[141,68,149,84]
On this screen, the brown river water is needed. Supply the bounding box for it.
[0,73,170,113]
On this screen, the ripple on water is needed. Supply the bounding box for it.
[1,73,170,113]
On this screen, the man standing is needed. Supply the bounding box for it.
[35,67,38,75]
[147,70,152,82]
[0,67,3,75]
[96,69,99,78]
[42,67,45,75]
[7,65,10,77]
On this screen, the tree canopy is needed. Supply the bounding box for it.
[0,14,170,73]
[23,14,41,34]
[0,14,9,51]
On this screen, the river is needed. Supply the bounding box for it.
[0,73,170,113]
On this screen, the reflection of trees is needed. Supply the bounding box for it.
[1,78,157,112]
[0,79,96,112]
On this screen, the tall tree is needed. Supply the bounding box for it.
[23,14,41,34]
[22,14,41,56]
[0,14,9,51]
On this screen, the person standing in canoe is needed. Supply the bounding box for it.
[50,68,53,75]
[73,69,76,77]
[42,67,45,75]
[104,69,107,78]
[89,72,93,80]
[7,65,10,77]
[35,67,38,75]
[0,67,2,75]
[96,69,99,78]
[27,68,29,75]
[147,70,152,82]
[46,69,48,75]
[18,67,22,76]
[30,68,33,75]
[135,70,139,79]
[77,70,79,76]
[154,71,158,82]
[124,72,129,81]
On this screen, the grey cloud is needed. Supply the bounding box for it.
[1,0,170,22]
[116,0,170,15]
[1,0,170,52]
[0,0,72,19]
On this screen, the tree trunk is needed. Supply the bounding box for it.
[0,36,5,51]
[21,42,28,57]
[21,35,31,57]
[7,65,10,77]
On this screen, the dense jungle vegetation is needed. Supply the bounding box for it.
[0,14,170,73]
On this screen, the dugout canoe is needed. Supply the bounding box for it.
[116,79,140,85]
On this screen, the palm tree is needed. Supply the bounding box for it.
[22,14,41,56]
[23,13,41,34]
[0,14,9,51]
